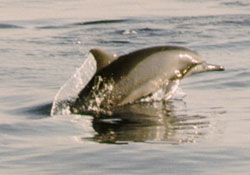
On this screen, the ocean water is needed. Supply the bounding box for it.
[1,0,250,174]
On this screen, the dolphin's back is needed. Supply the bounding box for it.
[99,46,202,78]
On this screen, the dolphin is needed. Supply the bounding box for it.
[70,45,224,114]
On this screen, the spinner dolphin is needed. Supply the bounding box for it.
[70,45,224,114]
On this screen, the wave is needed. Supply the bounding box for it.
[0,23,23,29]
[36,25,70,29]
[98,40,131,44]
[36,19,129,30]
[74,19,129,26]
[221,1,250,7]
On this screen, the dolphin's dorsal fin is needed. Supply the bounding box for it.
[90,48,118,72]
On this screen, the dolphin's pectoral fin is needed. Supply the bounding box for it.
[118,79,164,106]
[90,48,118,72]
[134,79,181,103]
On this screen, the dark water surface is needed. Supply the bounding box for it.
[1,0,250,174]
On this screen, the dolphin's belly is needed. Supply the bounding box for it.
[112,52,180,105]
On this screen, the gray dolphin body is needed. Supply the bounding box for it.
[70,46,224,114]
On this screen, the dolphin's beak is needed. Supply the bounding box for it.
[186,62,224,76]
[203,63,225,72]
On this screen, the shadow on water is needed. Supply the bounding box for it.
[87,101,210,144]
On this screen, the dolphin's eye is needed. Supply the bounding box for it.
[174,70,182,78]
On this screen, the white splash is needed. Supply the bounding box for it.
[51,54,97,116]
